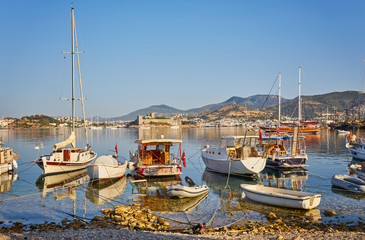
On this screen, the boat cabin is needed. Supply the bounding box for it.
[0,147,14,164]
[261,135,306,157]
[218,136,261,159]
[134,139,183,166]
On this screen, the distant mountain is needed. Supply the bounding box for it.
[270,91,364,119]
[113,104,184,121]
[112,91,363,121]
[186,95,287,114]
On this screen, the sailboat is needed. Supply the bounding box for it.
[36,7,97,175]
[261,68,321,135]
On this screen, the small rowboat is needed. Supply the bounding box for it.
[331,174,365,193]
[86,155,128,180]
[167,184,209,198]
[240,184,321,209]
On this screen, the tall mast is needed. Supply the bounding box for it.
[73,9,89,146]
[298,66,302,122]
[71,7,75,133]
[278,72,281,124]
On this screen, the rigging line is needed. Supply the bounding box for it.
[0,192,43,202]
[253,74,279,122]
[205,194,221,227]
[17,162,37,174]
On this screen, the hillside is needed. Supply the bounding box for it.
[269,91,364,119]
[9,115,60,128]
[193,103,271,121]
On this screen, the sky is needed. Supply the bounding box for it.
[1,0,365,118]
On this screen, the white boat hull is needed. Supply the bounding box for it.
[346,142,365,160]
[201,153,266,175]
[167,184,209,198]
[240,184,321,209]
[87,161,128,179]
[42,158,95,175]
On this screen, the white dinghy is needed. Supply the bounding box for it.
[87,155,128,180]
[167,177,209,198]
[240,184,321,209]
[331,174,365,193]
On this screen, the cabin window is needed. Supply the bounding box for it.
[219,139,228,148]
[218,152,221,155]
[212,152,215,154]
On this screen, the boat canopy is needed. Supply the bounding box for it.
[135,139,182,145]
[94,155,118,165]
[261,135,306,141]
[221,136,258,140]
[53,131,76,150]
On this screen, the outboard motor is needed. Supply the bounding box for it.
[185,176,196,187]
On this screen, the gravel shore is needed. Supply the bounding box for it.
[2,227,365,240]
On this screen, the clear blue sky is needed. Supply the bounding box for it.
[1,0,365,118]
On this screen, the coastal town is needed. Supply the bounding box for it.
[3,1,365,240]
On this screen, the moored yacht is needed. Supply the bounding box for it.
[201,135,267,176]
[35,7,96,175]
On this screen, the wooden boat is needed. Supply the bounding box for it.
[331,174,365,193]
[261,121,321,135]
[261,133,308,168]
[86,155,128,179]
[35,7,97,175]
[201,136,267,176]
[260,68,321,135]
[0,140,19,174]
[240,184,321,209]
[129,139,185,177]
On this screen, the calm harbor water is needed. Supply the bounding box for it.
[0,127,363,227]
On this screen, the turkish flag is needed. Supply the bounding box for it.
[182,151,186,168]
[115,144,118,155]
[259,129,262,141]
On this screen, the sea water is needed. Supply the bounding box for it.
[0,127,363,227]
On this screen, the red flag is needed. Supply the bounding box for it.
[182,151,186,168]
[115,144,118,155]
[259,129,262,141]
[277,126,280,135]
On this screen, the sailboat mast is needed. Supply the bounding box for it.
[71,7,75,133]
[298,66,302,122]
[278,72,281,124]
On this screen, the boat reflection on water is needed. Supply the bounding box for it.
[239,198,321,223]
[129,175,208,212]
[261,167,308,191]
[331,186,365,200]
[86,176,127,205]
[202,169,259,199]
[36,169,89,199]
[0,170,18,193]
